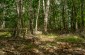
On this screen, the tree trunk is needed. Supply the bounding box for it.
[81,0,84,31]
[62,0,66,31]
[35,0,40,32]
[71,0,76,32]
[28,0,34,35]
[1,3,5,29]
[14,0,23,37]
[43,0,50,33]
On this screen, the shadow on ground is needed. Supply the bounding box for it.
[0,34,85,55]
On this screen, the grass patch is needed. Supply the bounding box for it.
[38,33,85,43]
[56,36,84,43]
[0,32,11,37]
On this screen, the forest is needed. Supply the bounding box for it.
[0,0,85,55]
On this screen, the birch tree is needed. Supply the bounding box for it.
[43,0,50,33]
[35,0,40,32]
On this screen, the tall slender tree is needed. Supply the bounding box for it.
[43,0,50,33]
[28,0,34,35]
[35,0,40,32]
[81,0,84,31]
[13,0,23,37]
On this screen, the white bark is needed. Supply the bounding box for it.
[35,0,40,32]
[43,0,46,14]
[44,0,50,32]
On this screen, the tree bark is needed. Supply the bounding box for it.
[14,0,23,37]
[43,0,50,33]
[81,0,84,31]
[1,3,5,29]
[71,0,76,32]
[28,0,34,35]
[62,0,66,31]
[35,0,40,32]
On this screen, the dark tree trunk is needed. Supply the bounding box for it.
[81,0,84,31]
[13,0,23,37]
[28,0,34,35]
[71,0,76,32]
[62,1,66,31]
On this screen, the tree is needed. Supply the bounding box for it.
[43,0,50,33]
[80,0,84,31]
[28,0,34,35]
[13,0,23,37]
[0,1,6,29]
[35,0,40,32]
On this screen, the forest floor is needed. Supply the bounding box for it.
[0,32,85,55]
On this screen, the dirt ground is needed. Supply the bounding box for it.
[0,34,85,55]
